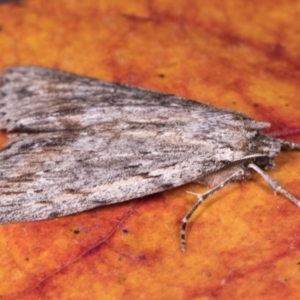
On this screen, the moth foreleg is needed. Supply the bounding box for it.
[248,163,300,208]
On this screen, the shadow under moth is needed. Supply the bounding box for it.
[0,66,299,252]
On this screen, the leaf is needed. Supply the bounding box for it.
[0,0,300,299]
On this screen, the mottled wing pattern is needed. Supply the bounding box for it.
[0,66,266,222]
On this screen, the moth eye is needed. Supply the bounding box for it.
[253,156,270,168]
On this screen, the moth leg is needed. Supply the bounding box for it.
[180,169,244,252]
[248,163,300,208]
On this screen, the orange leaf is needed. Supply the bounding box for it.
[0,0,300,299]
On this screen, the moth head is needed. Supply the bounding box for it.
[248,132,282,170]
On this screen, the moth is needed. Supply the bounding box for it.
[0,66,299,252]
